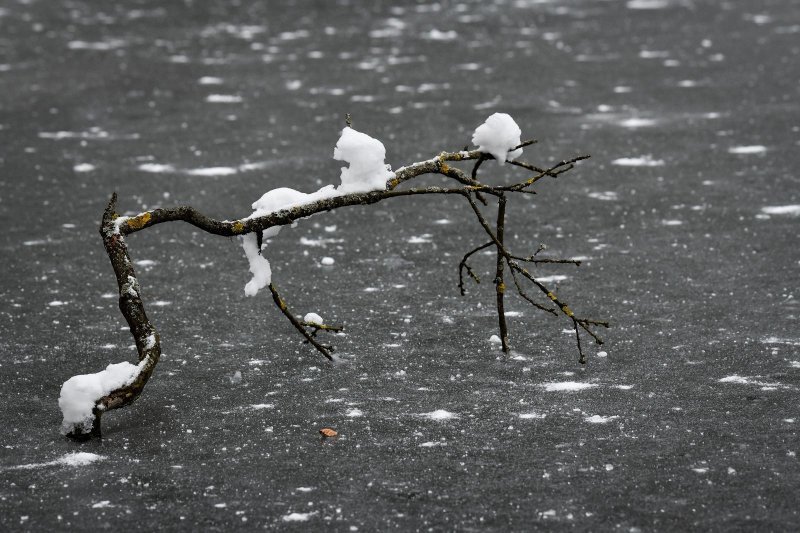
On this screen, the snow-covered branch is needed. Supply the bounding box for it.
[60,113,608,439]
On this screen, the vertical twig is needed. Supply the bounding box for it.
[495,194,510,353]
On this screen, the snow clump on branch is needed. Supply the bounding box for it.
[471,113,523,165]
[59,360,146,434]
[241,126,393,296]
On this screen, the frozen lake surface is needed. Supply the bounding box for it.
[1,0,798,530]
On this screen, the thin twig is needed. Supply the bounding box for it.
[268,283,333,361]
[457,241,493,295]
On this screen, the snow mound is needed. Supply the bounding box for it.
[472,113,523,165]
[334,127,394,194]
[304,312,323,325]
[59,361,145,434]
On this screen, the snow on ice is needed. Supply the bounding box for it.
[303,312,323,325]
[471,113,523,165]
[422,409,458,420]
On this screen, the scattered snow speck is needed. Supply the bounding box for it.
[92,501,113,509]
[249,403,274,410]
[627,0,670,9]
[282,512,315,522]
[296,487,314,493]
[519,412,547,419]
[346,408,364,417]
[134,259,157,267]
[761,205,800,216]
[138,163,175,173]
[471,113,523,165]
[612,155,664,167]
[407,234,433,244]
[615,385,634,390]
[206,94,243,103]
[214,503,227,508]
[422,29,458,41]
[597,351,608,357]
[320,256,335,266]
[48,300,67,307]
[186,166,238,177]
[73,163,95,172]
[198,76,224,85]
[422,409,457,420]
[719,375,751,384]
[585,414,620,424]
[419,441,446,447]
[728,145,766,155]
[618,117,657,128]
[692,467,709,474]
[587,191,618,201]
[543,382,598,392]
[536,275,568,283]
[662,219,683,226]
[56,452,105,467]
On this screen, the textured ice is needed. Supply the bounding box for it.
[471,113,523,165]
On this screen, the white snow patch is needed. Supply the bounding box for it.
[249,404,274,410]
[662,219,683,226]
[489,334,502,344]
[519,412,547,419]
[320,256,335,266]
[728,145,766,155]
[536,275,568,283]
[303,312,323,325]
[206,94,243,103]
[346,408,364,417]
[419,441,446,447]
[422,409,457,420]
[618,117,657,128]
[472,113,523,165]
[407,234,432,244]
[612,155,664,167]
[7,452,107,470]
[186,166,239,177]
[282,512,316,522]
[585,414,619,424]
[543,382,598,392]
[627,0,670,9]
[48,300,67,307]
[59,360,146,434]
[138,163,175,173]
[92,501,113,509]
[198,76,224,85]
[761,205,800,216]
[135,259,157,267]
[588,191,618,201]
[334,127,394,194]
[73,163,95,172]
[597,351,608,358]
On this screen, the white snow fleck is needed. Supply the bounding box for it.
[134,259,157,267]
[320,256,335,266]
[488,334,502,344]
[407,234,433,244]
[536,275,568,283]
[718,375,752,384]
[422,29,458,41]
[692,467,709,474]
[186,166,238,177]
[73,163,95,172]
[92,501,113,509]
[662,219,683,226]
[597,351,608,358]
[627,0,670,9]
[198,76,224,85]
[303,312,323,325]
[585,414,619,424]
[618,117,657,128]
[588,191,618,201]
[419,441,446,447]
[249,404,274,410]
[206,94,243,103]
[59,361,146,434]
[282,512,315,522]
[422,409,458,420]
[471,113,523,165]
[728,145,766,154]
[333,127,394,194]
[138,163,175,173]
[48,300,67,307]
[615,385,634,390]
[612,155,664,167]
[543,382,598,392]
[346,408,364,417]
[761,205,800,216]
[56,452,105,467]
[519,412,547,419]
[296,487,314,493]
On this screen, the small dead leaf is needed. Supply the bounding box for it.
[319,427,338,438]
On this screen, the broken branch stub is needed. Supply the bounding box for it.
[61,127,608,439]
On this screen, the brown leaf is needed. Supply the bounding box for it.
[319,427,338,438]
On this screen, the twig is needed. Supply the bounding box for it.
[458,240,493,295]
[494,195,509,353]
[268,283,333,361]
